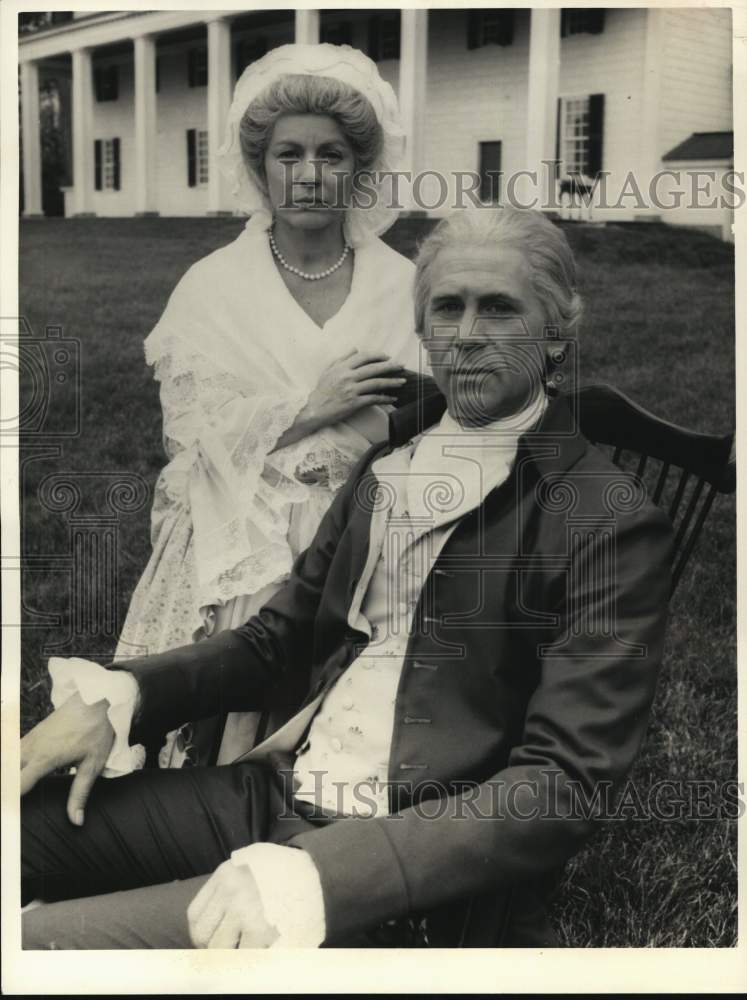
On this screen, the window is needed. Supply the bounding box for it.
[467,10,515,49]
[94,65,119,102]
[556,93,604,178]
[94,138,121,191]
[187,47,208,87]
[560,9,606,37]
[478,141,502,202]
[187,128,208,187]
[367,14,400,61]
[320,22,353,46]
[235,37,268,79]
[559,96,589,177]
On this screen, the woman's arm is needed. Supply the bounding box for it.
[269,350,408,453]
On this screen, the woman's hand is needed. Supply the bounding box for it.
[271,350,408,452]
[302,349,408,429]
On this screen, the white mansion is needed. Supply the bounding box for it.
[19,8,735,238]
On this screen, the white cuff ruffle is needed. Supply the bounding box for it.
[48,657,146,776]
[230,842,326,947]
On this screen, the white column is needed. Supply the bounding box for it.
[71,47,94,216]
[206,17,233,214]
[398,10,428,211]
[133,34,158,215]
[639,8,663,210]
[294,10,320,45]
[523,8,561,208]
[20,60,43,217]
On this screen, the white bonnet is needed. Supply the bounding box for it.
[217,43,407,246]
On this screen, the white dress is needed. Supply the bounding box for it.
[114,214,421,764]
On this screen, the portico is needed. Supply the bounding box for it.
[19,8,559,218]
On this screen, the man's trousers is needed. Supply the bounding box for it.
[21,759,561,949]
[21,759,321,949]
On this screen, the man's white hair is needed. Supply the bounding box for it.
[414,206,583,334]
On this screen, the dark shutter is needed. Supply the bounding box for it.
[561,9,606,38]
[555,97,562,177]
[588,10,606,34]
[337,21,353,45]
[586,93,604,176]
[478,141,502,202]
[467,10,480,49]
[187,129,196,187]
[321,21,353,45]
[367,16,380,61]
[496,11,515,47]
[187,48,207,87]
[155,55,161,93]
[235,37,268,78]
[94,139,102,190]
[112,137,121,191]
[94,66,118,102]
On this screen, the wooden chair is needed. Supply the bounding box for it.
[390,379,736,596]
[573,383,735,594]
[376,380,735,947]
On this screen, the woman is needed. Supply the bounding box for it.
[114,43,425,766]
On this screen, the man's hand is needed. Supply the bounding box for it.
[20,692,115,826]
[187,860,280,949]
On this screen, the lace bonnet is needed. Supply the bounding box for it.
[217,42,406,246]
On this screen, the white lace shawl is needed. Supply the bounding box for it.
[141,215,421,635]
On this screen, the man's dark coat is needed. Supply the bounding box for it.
[121,392,673,944]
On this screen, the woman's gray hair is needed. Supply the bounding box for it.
[239,74,383,194]
[414,206,583,334]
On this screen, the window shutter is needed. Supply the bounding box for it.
[586,93,604,176]
[367,16,380,61]
[112,137,121,191]
[155,55,161,93]
[555,97,562,177]
[235,37,268,78]
[321,21,353,45]
[187,129,196,187]
[496,11,515,46]
[467,10,480,49]
[337,21,353,45]
[94,139,102,190]
[588,10,606,34]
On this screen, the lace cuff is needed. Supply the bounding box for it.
[48,657,146,776]
[230,842,326,947]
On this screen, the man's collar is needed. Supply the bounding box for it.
[388,388,588,477]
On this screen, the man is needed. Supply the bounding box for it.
[21,207,673,949]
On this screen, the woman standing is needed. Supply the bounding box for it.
[114,44,425,766]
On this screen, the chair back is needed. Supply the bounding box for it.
[390,378,735,595]
[573,384,735,593]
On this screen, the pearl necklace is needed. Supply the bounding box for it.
[269,228,351,281]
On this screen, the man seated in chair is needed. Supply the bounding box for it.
[21,206,673,949]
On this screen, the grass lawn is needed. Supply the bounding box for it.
[18,216,736,947]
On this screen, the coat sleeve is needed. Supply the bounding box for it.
[287,502,674,942]
[109,444,385,747]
